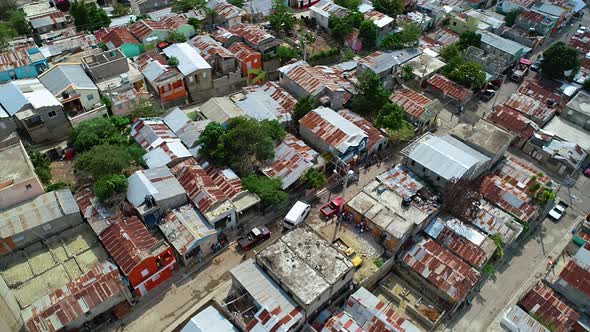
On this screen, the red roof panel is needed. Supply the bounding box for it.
[518,281,580,332]
[426,74,470,102]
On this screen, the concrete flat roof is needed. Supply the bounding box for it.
[450,121,513,156]
[0,141,36,186]
[543,116,590,151]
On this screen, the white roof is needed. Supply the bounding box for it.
[163,43,212,76]
[372,14,394,28]
[163,107,190,132]
[314,106,367,154]
[0,79,61,115]
[285,201,310,223]
[143,142,192,169]
[142,60,168,82]
[127,166,185,208]
[182,306,237,332]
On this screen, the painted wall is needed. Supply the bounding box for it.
[129,247,176,296]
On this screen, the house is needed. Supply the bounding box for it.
[339,109,388,154]
[487,105,539,148]
[346,164,439,252]
[181,306,238,332]
[466,31,531,75]
[463,9,505,32]
[401,133,491,188]
[0,190,82,255]
[517,78,567,113]
[233,81,295,125]
[243,0,274,19]
[40,33,98,60]
[405,53,446,83]
[24,3,68,44]
[21,261,130,332]
[450,120,513,169]
[163,43,213,102]
[262,134,319,189]
[549,244,590,312]
[480,156,552,224]
[198,96,246,125]
[515,10,557,36]
[279,61,353,110]
[99,216,176,296]
[0,46,48,82]
[356,49,422,89]
[145,6,174,20]
[362,10,395,36]
[403,11,434,31]
[191,35,238,76]
[161,16,195,39]
[160,204,219,265]
[498,0,535,14]
[230,259,305,331]
[130,0,173,15]
[501,305,550,332]
[209,1,247,28]
[38,63,107,125]
[530,2,568,33]
[216,24,281,55]
[543,116,590,151]
[0,78,71,144]
[447,13,479,34]
[400,236,481,309]
[310,1,348,30]
[299,107,368,163]
[518,281,580,332]
[171,158,260,229]
[74,187,122,236]
[228,42,262,80]
[563,90,590,130]
[256,226,355,317]
[127,166,188,225]
[0,141,44,209]
[82,48,131,83]
[424,216,496,270]
[523,130,588,176]
[472,201,524,247]
[425,74,472,105]
[136,51,188,107]
[390,88,443,133]
[503,93,556,126]
[420,28,460,53]
[163,107,211,156]
[130,19,169,44]
[570,30,590,54]
[131,118,192,168]
[96,27,144,58]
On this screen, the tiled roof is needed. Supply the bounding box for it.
[160,16,189,30]
[97,26,139,47]
[130,19,166,41]
[427,74,470,102]
[518,282,580,332]
[99,216,162,276]
[299,107,367,154]
[503,93,556,124]
[401,236,480,303]
[390,88,434,120]
[22,261,126,332]
[279,61,353,102]
[191,35,235,62]
[338,109,385,152]
[261,134,318,189]
[486,105,538,140]
[228,42,260,63]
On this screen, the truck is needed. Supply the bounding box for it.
[510,58,532,82]
[320,196,343,219]
[333,238,363,267]
[237,226,271,251]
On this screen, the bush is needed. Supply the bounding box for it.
[373,258,384,268]
[71,117,128,152]
[94,174,128,201]
[276,46,300,63]
[74,144,137,179]
[482,263,496,275]
[309,48,340,61]
[28,150,52,184]
[45,181,70,192]
[301,168,327,189]
[242,175,288,207]
[36,167,52,184]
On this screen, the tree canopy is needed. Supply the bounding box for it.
[8,10,30,36]
[329,12,364,41]
[504,9,521,27]
[243,175,288,207]
[301,168,327,189]
[380,22,421,50]
[94,174,128,202]
[0,24,16,50]
[130,99,164,119]
[359,20,379,49]
[70,1,111,32]
[74,144,141,180]
[269,0,295,33]
[112,4,131,17]
[71,117,130,152]
[293,95,316,125]
[443,60,486,89]
[540,42,579,79]
[439,44,461,61]
[457,31,481,50]
[335,0,361,10]
[351,70,390,114]
[375,103,405,131]
[229,0,244,7]
[372,0,404,17]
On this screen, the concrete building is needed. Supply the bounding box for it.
[0,141,44,209]
[563,90,590,130]
[523,131,588,176]
[0,190,82,255]
[361,9,395,37]
[160,204,219,266]
[310,1,348,30]
[356,49,422,90]
[498,0,535,14]
[346,164,439,252]
[450,120,513,169]
[390,88,443,133]
[130,0,172,15]
[421,28,460,53]
[256,226,355,317]
[136,52,188,107]
[278,61,353,110]
[127,166,188,226]
[401,133,491,188]
[515,10,557,36]
[163,43,214,103]
[198,97,246,125]
[405,53,446,83]
[130,19,169,44]
[0,78,71,144]
[0,46,48,83]
[228,42,262,81]
[543,116,590,151]
[24,2,69,44]
[95,27,144,58]
[466,31,531,75]
[81,48,130,82]
[487,105,539,148]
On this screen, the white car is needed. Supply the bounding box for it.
[548,202,568,221]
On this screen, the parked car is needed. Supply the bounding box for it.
[320,196,343,219]
[480,89,496,101]
[283,201,311,230]
[333,238,363,267]
[531,57,543,72]
[548,201,569,221]
[238,226,271,251]
[510,58,532,81]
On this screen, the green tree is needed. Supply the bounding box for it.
[359,20,379,49]
[243,175,288,207]
[380,22,421,50]
[293,95,315,125]
[375,103,405,131]
[8,10,30,36]
[372,0,404,17]
[482,263,496,275]
[439,44,461,61]
[70,1,111,32]
[29,150,52,184]
[504,9,521,27]
[444,60,486,89]
[169,31,187,43]
[541,42,579,79]
[168,56,180,67]
[112,4,131,17]
[101,96,112,111]
[45,181,70,192]
[0,23,17,50]
[276,45,301,63]
[400,64,414,81]
[188,17,202,30]
[301,168,327,189]
[94,174,128,202]
[74,144,136,179]
[351,70,390,114]
[335,0,361,10]
[0,0,16,21]
[71,117,128,152]
[491,233,505,258]
[198,122,228,164]
[458,30,481,50]
[229,0,244,7]
[172,0,206,12]
[329,12,364,41]
[130,99,163,119]
[269,0,295,33]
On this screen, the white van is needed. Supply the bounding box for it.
[283,201,311,230]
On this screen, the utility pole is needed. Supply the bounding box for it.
[332,169,355,242]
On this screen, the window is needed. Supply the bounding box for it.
[453,21,457,26]
[24,115,43,128]
[25,184,32,190]
[48,111,57,118]
[189,76,195,83]
[202,72,207,78]
[87,94,94,101]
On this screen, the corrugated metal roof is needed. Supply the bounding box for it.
[130,19,166,41]
[143,141,192,169]
[30,10,66,29]
[390,88,435,121]
[211,1,245,19]
[22,261,126,332]
[228,42,261,64]
[182,306,238,332]
[97,26,140,47]
[311,1,347,18]
[163,43,212,75]
[228,24,274,47]
[262,134,318,189]
[99,216,165,276]
[408,134,490,181]
[0,46,39,72]
[278,61,353,102]
[38,64,97,96]
[558,245,590,299]
[503,93,555,125]
[74,188,120,235]
[161,16,190,31]
[517,79,566,113]
[358,49,422,74]
[131,118,180,150]
[363,10,394,28]
[480,31,531,56]
[0,190,79,239]
[338,110,385,153]
[502,305,550,332]
[400,236,481,303]
[163,107,210,150]
[473,201,523,244]
[160,204,217,256]
[300,107,368,154]
[0,79,61,115]
[190,35,235,63]
[486,105,538,139]
[518,281,580,332]
[127,166,186,209]
[426,74,471,102]
[237,81,296,124]
[375,164,424,198]
[199,97,245,124]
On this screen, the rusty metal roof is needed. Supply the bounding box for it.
[99,216,167,276]
[261,134,318,189]
[519,10,547,23]
[278,61,353,101]
[228,42,261,64]
[426,74,470,102]
[299,107,367,154]
[131,118,179,150]
[130,19,166,41]
[426,221,490,269]
[486,105,538,139]
[570,31,590,53]
[517,79,566,112]
[0,46,37,72]
[503,93,556,125]
[160,16,190,30]
[390,88,434,121]
[338,109,385,153]
[229,24,275,46]
[97,26,139,47]
[74,188,120,236]
[212,1,245,19]
[400,236,480,303]
[518,281,580,332]
[558,244,590,300]
[22,261,126,332]
[238,81,296,124]
[191,35,235,62]
[160,204,217,256]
